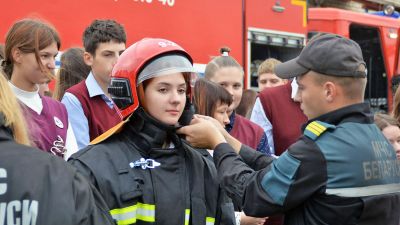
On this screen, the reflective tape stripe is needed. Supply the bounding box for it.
[185,209,190,225]
[326,183,400,197]
[206,217,215,225]
[112,209,136,225]
[110,202,156,224]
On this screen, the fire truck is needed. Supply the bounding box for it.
[308,7,400,112]
[3,1,397,111]
[0,0,307,90]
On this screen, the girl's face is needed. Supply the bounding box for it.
[15,42,58,85]
[209,67,243,113]
[382,125,400,160]
[213,101,230,127]
[143,73,187,125]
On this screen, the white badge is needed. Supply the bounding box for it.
[54,116,64,129]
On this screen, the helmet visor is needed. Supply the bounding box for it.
[137,54,196,86]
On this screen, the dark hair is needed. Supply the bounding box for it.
[375,113,400,131]
[193,78,233,116]
[53,47,90,100]
[83,19,126,55]
[236,89,258,119]
[3,19,61,78]
[204,47,243,79]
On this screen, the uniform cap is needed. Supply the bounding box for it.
[275,33,367,78]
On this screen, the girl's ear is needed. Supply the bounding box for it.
[12,48,22,64]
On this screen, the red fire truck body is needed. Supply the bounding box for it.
[3,2,399,112]
[0,0,307,89]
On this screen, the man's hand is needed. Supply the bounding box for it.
[240,213,268,225]
[177,115,226,149]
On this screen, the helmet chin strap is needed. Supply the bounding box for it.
[177,97,194,127]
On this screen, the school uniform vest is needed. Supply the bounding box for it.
[66,81,122,141]
[22,96,68,158]
[230,114,265,150]
[259,82,307,156]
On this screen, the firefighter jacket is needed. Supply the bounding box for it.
[213,103,400,225]
[69,109,235,225]
[0,114,115,225]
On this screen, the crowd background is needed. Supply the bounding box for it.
[0,17,399,225]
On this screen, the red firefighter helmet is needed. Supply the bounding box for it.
[109,38,194,118]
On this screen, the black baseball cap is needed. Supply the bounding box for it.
[275,33,367,79]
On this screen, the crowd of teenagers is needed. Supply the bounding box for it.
[0,17,400,225]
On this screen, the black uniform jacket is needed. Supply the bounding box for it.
[69,110,235,225]
[213,103,400,225]
[0,118,115,225]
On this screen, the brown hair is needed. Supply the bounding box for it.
[193,78,233,116]
[236,89,258,119]
[257,58,281,76]
[204,47,243,80]
[0,71,30,145]
[53,48,90,100]
[3,19,60,79]
[374,113,400,131]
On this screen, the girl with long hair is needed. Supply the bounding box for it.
[2,18,77,159]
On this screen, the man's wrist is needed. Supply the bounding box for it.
[211,134,226,149]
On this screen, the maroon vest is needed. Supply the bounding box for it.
[66,80,122,141]
[230,114,264,150]
[22,96,68,158]
[259,82,307,156]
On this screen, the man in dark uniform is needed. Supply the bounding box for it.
[178,34,400,225]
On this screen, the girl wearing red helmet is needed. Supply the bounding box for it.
[69,38,235,225]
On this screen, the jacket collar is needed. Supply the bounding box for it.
[124,108,182,154]
[302,103,373,131]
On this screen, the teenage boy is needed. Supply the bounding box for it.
[62,19,126,149]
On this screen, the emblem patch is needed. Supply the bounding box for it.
[54,116,64,129]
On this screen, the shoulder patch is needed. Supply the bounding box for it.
[304,120,336,140]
